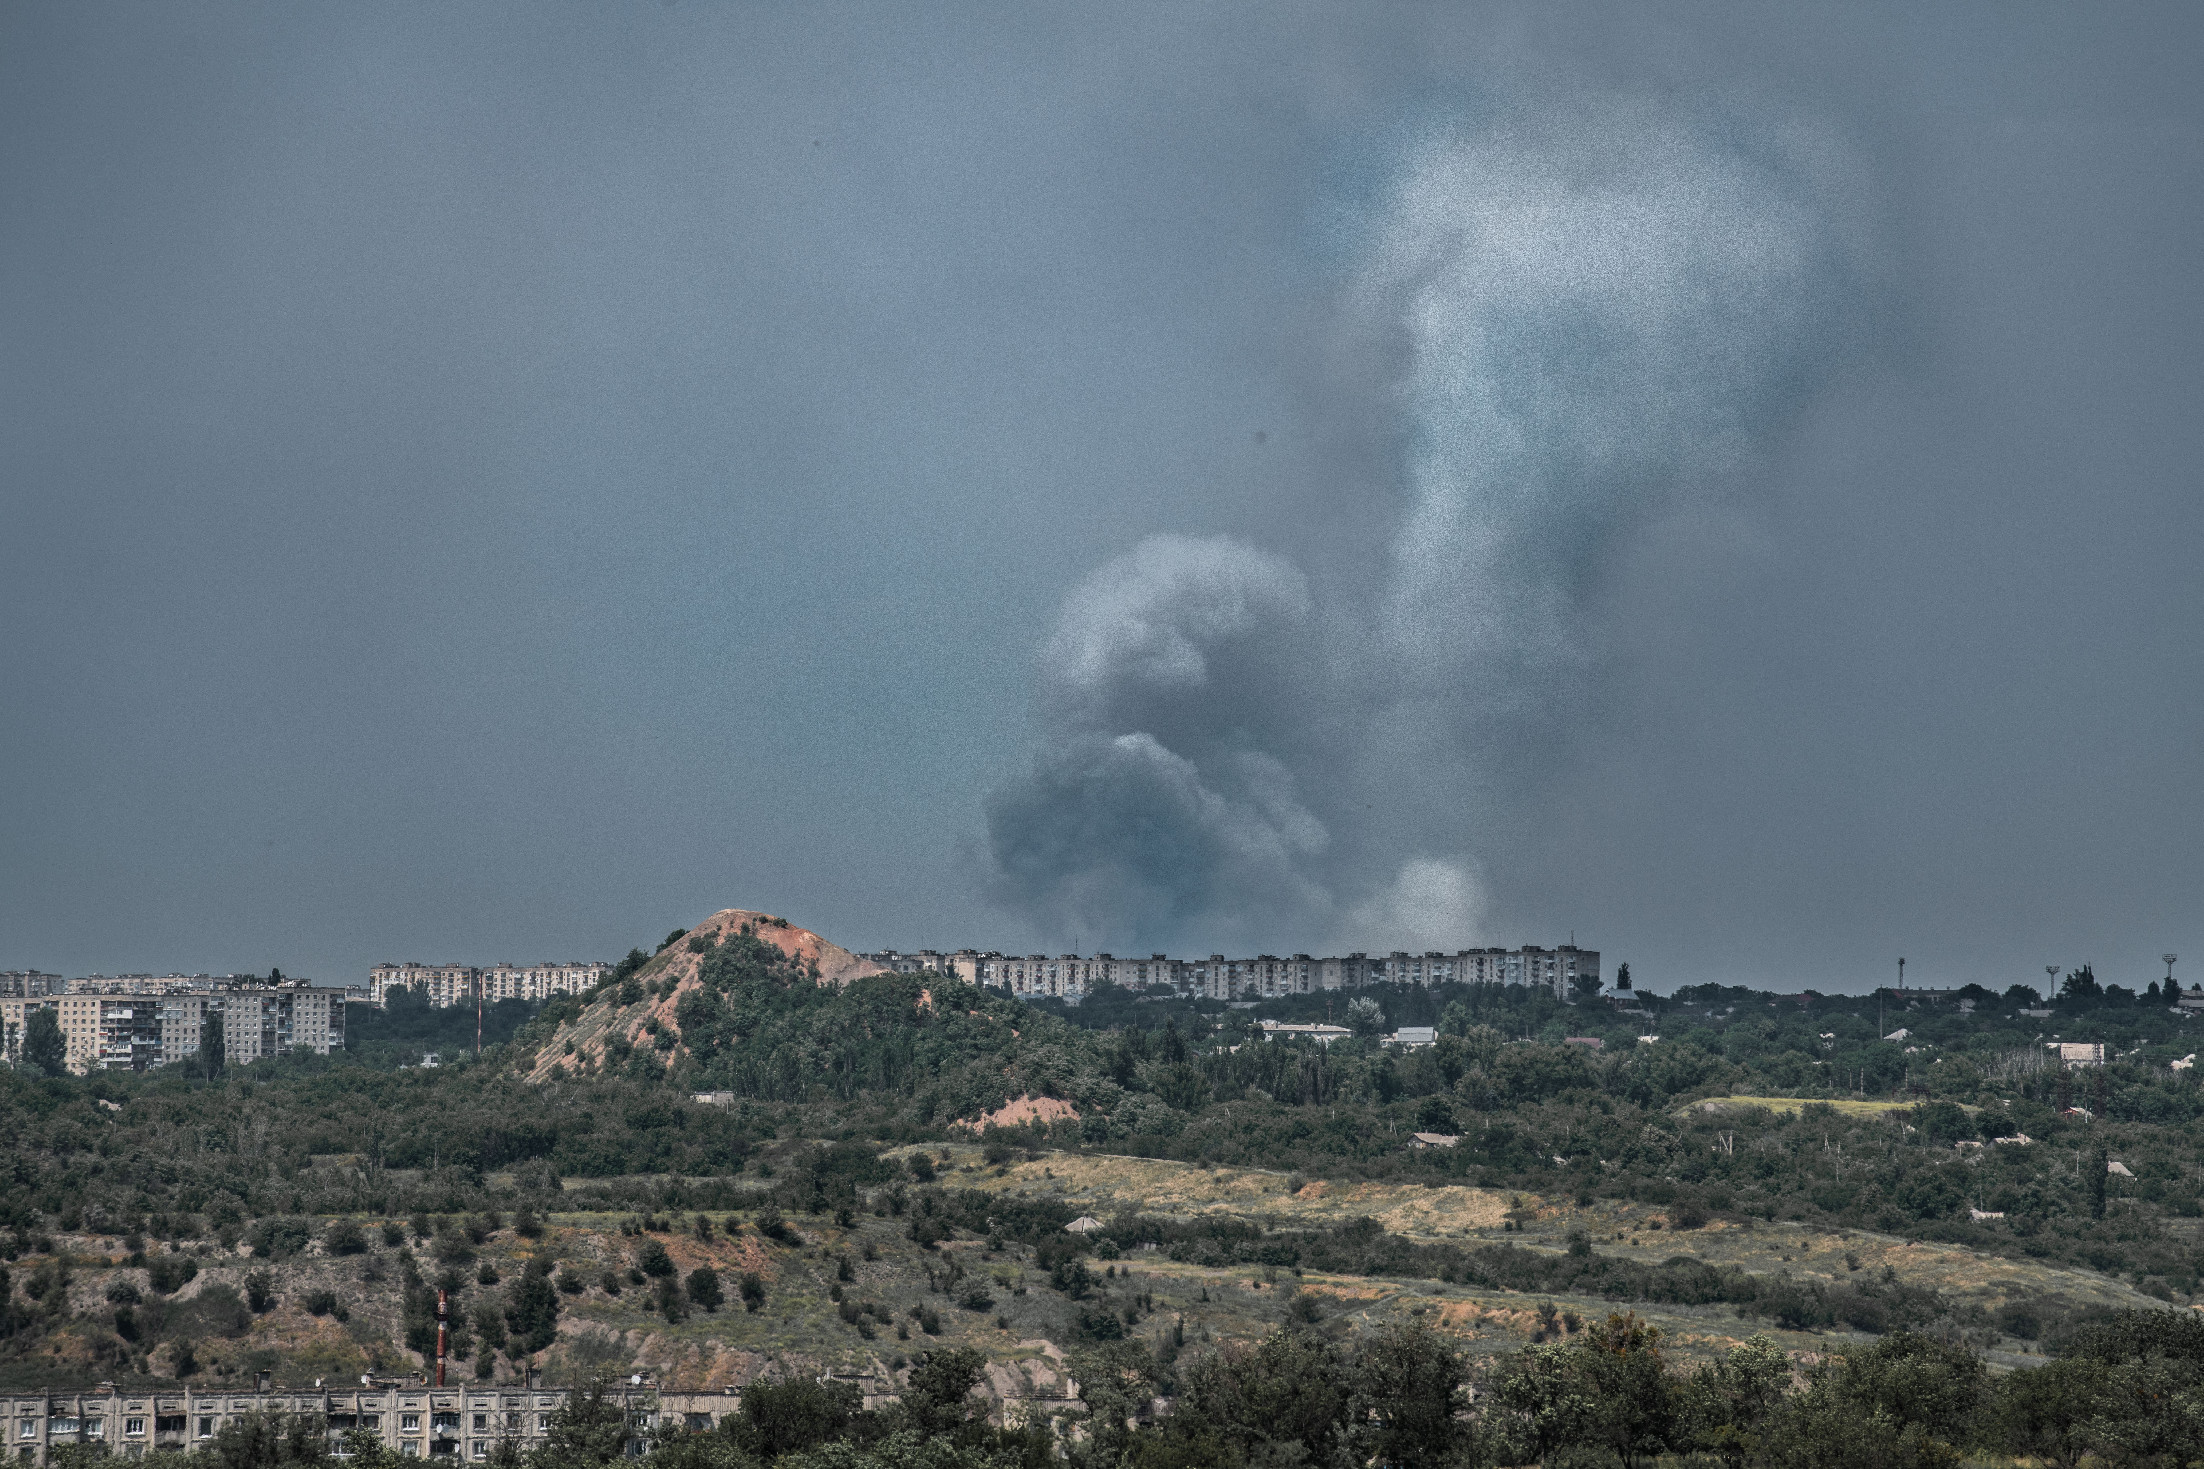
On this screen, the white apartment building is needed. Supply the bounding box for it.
[859,944,1599,1005]
[481,962,614,1003]
[369,962,611,1008]
[156,995,214,1067]
[1,987,348,1074]
[0,994,161,1073]
[220,988,346,1064]
[0,1380,736,1467]
[64,974,243,995]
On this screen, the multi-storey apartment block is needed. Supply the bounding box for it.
[63,973,261,995]
[219,987,346,1064]
[1,985,347,1075]
[369,962,611,1008]
[481,962,615,1003]
[369,963,482,1007]
[155,995,215,1067]
[859,944,1599,1005]
[0,970,63,998]
[0,1379,738,1466]
[0,997,50,1066]
[0,994,160,1072]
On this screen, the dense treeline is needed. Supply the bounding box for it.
[7,947,2204,1291]
[41,1307,2204,1468]
[345,991,543,1071]
[6,939,2204,1394]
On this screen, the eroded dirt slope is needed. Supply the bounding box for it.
[526,909,888,1081]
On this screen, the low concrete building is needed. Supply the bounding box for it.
[0,1380,738,1466]
[1258,1019,1351,1045]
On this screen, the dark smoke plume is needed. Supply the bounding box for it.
[983,97,1874,953]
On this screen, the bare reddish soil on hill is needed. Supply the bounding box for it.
[526,908,889,1080]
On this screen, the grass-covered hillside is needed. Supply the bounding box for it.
[9,913,2204,1465]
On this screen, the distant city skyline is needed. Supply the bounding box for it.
[12,937,2190,1006]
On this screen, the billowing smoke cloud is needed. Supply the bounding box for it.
[1343,858,1489,954]
[983,100,1868,953]
[1367,110,1862,718]
[982,535,1328,949]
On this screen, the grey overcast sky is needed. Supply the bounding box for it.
[3,3,2199,996]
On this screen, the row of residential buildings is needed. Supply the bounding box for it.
[856,944,1600,1004]
[0,1378,737,1466]
[368,961,614,1008]
[1,970,64,997]
[0,985,347,1076]
[4,970,355,999]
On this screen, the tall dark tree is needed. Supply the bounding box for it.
[900,1347,989,1437]
[530,1378,631,1469]
[1179,1327,1348,1466]
[728,1375,860,1459]
[195,1411,328,1469]
[199,1010,225,1078]
[1347,1322,1468,1469]
[22,1007,67,1077]
[505,1263,560,1354]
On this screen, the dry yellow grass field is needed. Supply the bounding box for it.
[909,1142,2165,1368]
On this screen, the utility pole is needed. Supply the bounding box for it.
[476,977,483,1059]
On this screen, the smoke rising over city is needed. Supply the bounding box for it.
[983,100,1879,956]
[2,5,2199,992]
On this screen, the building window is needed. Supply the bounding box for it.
[199,1420,216,1439]
[401,1416,421,1434]
[126,1421,145,1439]
[535,1417,549,1432]
[17,1423,35,1440]
[471,1417,486,1433]
[360,1417,380,1431]
[470,1445,487,1460]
